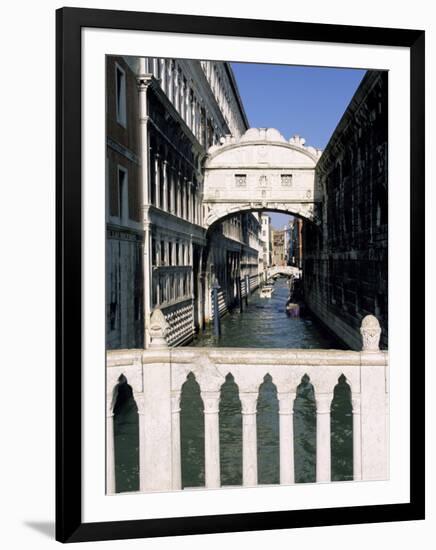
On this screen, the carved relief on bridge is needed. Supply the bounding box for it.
[203,128,323,228]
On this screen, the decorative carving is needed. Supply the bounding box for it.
[360,315,381,351]
[136,74,153,91]
[149,308,169,348]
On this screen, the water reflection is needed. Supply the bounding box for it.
[193,277,343,349]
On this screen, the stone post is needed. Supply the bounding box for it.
[212,281,221,337]
[162,160,168,211]
[201,390,221,489]
[360,314,382,351]
[154,154,161,209]
[240,393,258,486]
[106,400,116,495]
[359,315,388,480]
[143,309,173,491]
[245,274,249,304]
[177,181,182,217]
[316,393,333,482]
[278,391,295,485]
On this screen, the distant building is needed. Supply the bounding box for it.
[289,218,303,269]
[283,223,291,265]
[260,213,272,268]
[271,229,286,266]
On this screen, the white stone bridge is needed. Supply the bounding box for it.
[202,128,323,228]
[266,265,301,279]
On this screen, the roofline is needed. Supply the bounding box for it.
[317,70,385,169]
[206,139,320,165]
[224,63,250,130]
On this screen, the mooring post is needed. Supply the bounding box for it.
[237,276,243,313]
[245,274,249,305]
[212,281,221,337]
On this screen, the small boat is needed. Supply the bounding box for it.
[286,302,300,317]
[260,285,274,298]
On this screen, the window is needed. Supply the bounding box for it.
[235,174,247,187]
[117,166,128,224]
[281,174,293,186]
[115,64,127,127]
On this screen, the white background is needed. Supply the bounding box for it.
[0,0,434,548]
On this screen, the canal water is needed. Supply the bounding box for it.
[192,277,341,349]
[113,277,353,493]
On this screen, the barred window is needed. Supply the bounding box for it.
[281,174,293,186]
[235,174,247,187]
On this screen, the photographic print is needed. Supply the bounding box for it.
[56,7,424,542]
[105,55,388,495]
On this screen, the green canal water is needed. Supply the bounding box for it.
[113,278,353,493]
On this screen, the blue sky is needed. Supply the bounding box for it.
[231,63,366,228]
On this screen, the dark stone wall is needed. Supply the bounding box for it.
[303,71,388,350]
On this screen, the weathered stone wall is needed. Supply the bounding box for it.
[106,56,144,349]
[207,212,262,319]
[303,71,388,350]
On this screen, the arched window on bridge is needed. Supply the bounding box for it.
[219,373,242,486]
[331,374,353,481]
[293,374,316,483]
[180,372,205,488]
[113,374,139,493]
[257,373,279,485]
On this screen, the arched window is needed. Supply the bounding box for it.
[113,374,139,493]
[331,374,353,481]
[180,373,204,488]
[219,373,242,485]
[293,374,316,483]
[257,373,279,484]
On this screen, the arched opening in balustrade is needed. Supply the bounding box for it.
[257,373,280,484]
[180,372,205,488]
[331,374,353,481]
[293,374,317,483]
[219,373,242,486]
[113,374,139,493]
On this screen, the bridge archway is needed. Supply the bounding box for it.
[203,128,323,228]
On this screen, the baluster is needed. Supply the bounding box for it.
[316,393,333,482]
[352,393,362,481]
[240,393,258,486]
[171,390,182,489]
[201,390,221,488]
[154,153,161,208]
[162,160,168,211]
[106,400,116,494]
[278,391,296,485]
[136,394,147,492]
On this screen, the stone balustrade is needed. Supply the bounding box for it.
[106,313,388,494]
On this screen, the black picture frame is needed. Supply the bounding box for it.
[56,7,425,543]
